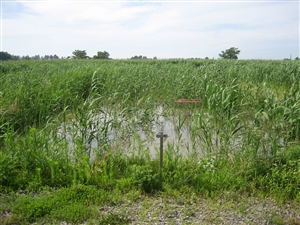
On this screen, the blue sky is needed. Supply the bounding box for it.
[1,0,299,59]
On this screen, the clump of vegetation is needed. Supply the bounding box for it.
[219,47,241,59]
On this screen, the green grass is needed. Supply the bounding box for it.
[2,185,133,224]
[1,59,300,223]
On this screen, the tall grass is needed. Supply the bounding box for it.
[1,59,300,202]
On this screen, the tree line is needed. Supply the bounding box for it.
[0,48,240,61]
[0,50,111,61]
[1,47,299,61]
[0,51,60,61]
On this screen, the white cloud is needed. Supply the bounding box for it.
[1,1,299,59]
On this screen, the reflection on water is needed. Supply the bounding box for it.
[56,106,206,162]
[56,105,286,163]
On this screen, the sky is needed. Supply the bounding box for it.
[1,0,299,59]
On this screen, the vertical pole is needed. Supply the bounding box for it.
[156,131,168,169]
[160,132,164,168]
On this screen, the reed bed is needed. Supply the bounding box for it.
[1,59,300,223]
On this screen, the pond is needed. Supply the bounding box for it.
[55,105,285,163]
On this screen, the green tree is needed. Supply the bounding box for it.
[31,55,40,60]
[130,55,148,60]
[0,51,12,61]
[72,50,88,59]
[219,47,240,59]
[53,54,60,59]
[23,55,31,60]
[93,51,110,59]
[11,55,20,60]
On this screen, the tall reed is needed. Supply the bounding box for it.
[1,59,299,200]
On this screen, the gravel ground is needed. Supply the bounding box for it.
[2,193,299,224]
[97,195,300,225]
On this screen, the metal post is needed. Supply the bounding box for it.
[156,131,168,168]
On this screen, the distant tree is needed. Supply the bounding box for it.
[11,55,20,60]
[295,57,299,60]
[0,51,12,61]
[72,50,88,59]
[219,47,240,59]
[31,55,40,60]
[23,55,31,60]
[131,55,148,60]
[93,51,110,59]
[153,56,157,60]
[53,54,60,59]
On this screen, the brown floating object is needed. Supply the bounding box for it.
[175,99,202,103]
